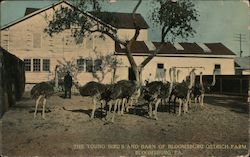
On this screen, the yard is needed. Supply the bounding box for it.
[0,91,249,157]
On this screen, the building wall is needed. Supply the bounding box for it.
[242,70,250,75]
[115,55,235,82]
[117,29,148,41]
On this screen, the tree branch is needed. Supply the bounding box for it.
[140,43,164,68]
[161,24,173,43]
[89,28,126,46]
[125,0,143,69]
[130,0,142,42]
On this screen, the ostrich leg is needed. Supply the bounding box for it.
[200,93,205,108]
[183,100,188,114]
[117,99,122,115]
[194,97,198,110]
[153,98,161,120]
[42,97,47,119]
[121,98,126,115]
[91,97,97,119]
[148,102,153,118]
[126,98,133,112]
[178,99,182,116]
[111,99,119,122]
[34,95,43,119]
[185,92,191,113]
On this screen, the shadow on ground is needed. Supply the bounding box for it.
[205,95,248,114]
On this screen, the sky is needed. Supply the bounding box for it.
[0,0,249,57]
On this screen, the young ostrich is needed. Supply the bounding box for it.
[142,68,174,120]
[170,68,196,116]
[31,82,54,119]
[191,70,216,109]
[107,80,140,122]
[74,81,111,119]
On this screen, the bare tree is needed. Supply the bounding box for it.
[45,0,199,83]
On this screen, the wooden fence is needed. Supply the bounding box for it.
[0,47,25,117]
[196,75,250,96]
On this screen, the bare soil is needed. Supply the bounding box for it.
[0,92,249,157]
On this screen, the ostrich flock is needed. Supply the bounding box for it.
[31,67,216,122]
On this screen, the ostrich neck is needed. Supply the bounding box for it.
[200,73,204,90]
[211,71,216,86]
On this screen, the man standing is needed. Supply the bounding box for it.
[64,71,72,99]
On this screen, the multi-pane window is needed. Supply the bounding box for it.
[33,33,41,48]
[214,64,221,75]
[94,59,102,72]
[86,59,93,72]
[77,59,85,71]
[33,59,41,71]
[24,59,31,71]
[43,59,50,71]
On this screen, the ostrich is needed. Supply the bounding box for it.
[31,82,54,119]
[191,70,216,109]
[107,80,141,122]
[142,68,174,120]
[170,68,196,116]
[74,81,111,119]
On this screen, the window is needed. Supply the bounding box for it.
[94,59,102,72]
[156,63,165,81]
[157,63,164,69]
[86,59,93,72]
[24,59,31,71]
[33,33,41,48]
[77,59,85,71]
[43,59,50,71]
[33,59,41,71]
[214,64,221,75]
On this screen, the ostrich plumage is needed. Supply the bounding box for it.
[31,82,54,119]
[142,81,172,120]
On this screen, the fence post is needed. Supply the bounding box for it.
[248,79,250,103]
[220,78,222,94]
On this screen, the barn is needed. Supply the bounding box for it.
[0,0,236,87]
[0,47,25,117]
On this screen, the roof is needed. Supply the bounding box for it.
[1,0,115,31]
[89,12,149,29]
[2,2,149,30]
[235,56,250,70]
[0,47,24,63]
[115,41,236,57]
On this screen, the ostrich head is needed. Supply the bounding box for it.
[73,81,81,89]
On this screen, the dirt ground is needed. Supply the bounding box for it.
[0,91,249,157]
